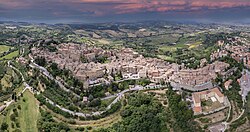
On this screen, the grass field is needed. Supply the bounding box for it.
[188,41,202,49]
[0,90,40,132]
[0,50,19,60]
[157,55,175,61]
[1,68,13,89]
[159,46,178,52]
[5,104,17,132]
[19,91,40,132]
[0,45,11,53]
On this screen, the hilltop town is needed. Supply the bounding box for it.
[31,43,230,92]
[0,21,250,132]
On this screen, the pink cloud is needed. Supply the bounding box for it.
[1,0,250,16]
[0,0,31,8]
[108,0,250,15]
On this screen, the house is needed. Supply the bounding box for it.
[138,69,147,78]
[17,57,28,65]
[82,97,88,103]
[224,80,233,90]
[192,88,225,114]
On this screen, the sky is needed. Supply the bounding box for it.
[0,0,250,24]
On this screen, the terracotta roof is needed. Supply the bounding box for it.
[193,94,201,103]
[211,88,224,97]
[224,80,232,90]
[193,88,224,98]
[193,106,202,113]
[192,88,224,106]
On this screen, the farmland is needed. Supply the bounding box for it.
[0,91,40,132]
[0,50,19,61]
[0,45,11,53]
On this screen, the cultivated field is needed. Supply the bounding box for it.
[0,91,40,132]
[0,50,19,60]
[19,91,40,132]
[0,45,11,53]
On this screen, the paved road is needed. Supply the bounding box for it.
[28,55,167,117]
[45,97,103,117]
[101,95,117,100]
[44,84,165,117]
[101,85,144,100]
[106,85,144,109]
[0,61,32,113]
[240,69,250,102]
[89,78,138,88]
[170,81,213,92]
[220,69,249,132]
[115,78,138,83]
[6,55,169,119]
[44,85,144,117]
[29,62,80,98]
[9,61,34,95]
[8,61,25,82]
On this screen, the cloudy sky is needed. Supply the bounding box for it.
[0,0,250,23]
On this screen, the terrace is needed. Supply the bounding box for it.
[192,88,228,115]
[201,98,223,113]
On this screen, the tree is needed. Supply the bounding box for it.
[13,129,22,132]
[106,93,168,132]
[1,122,9,131]
[12,92,17,101]
[34,57,46,67]
[88,98,101,107]
[0,63,6,78]
[166,88,201,132]
[88,94,94,101]
[80,56,88,63]
[10,113,16,121]
[0,83,2,91]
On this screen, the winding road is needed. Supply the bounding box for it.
[27,54,167,117]
[30,59,166,117]
[29,61,80,98]
[240,69,250,103]
[1,61,33,113]
[43,84,164,117]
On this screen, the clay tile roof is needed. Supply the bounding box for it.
[211,88,224,97]
[193,106,202,113]
[224,80,232,89]
[193,93,201,103]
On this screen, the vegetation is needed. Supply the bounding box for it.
[34,57,46,67]
[166,88,202,132]
[80,55,88,63]
[35,94,73,118]
[19,91,40,132]
[0,45,11,53]
[219,56,244,108]
[37,109,71,132]
[0,50,19,61]
[99,93,169,132]
[122,32,231,68]
[228,116,247,131]
[37,75,79,113]
[48,63,84,94]
[199,118,211,123]
[0,63,7,78]
[45,45,58,52]
[0,65,22,103]
[0,91,40,132]
[1,21,250,131]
